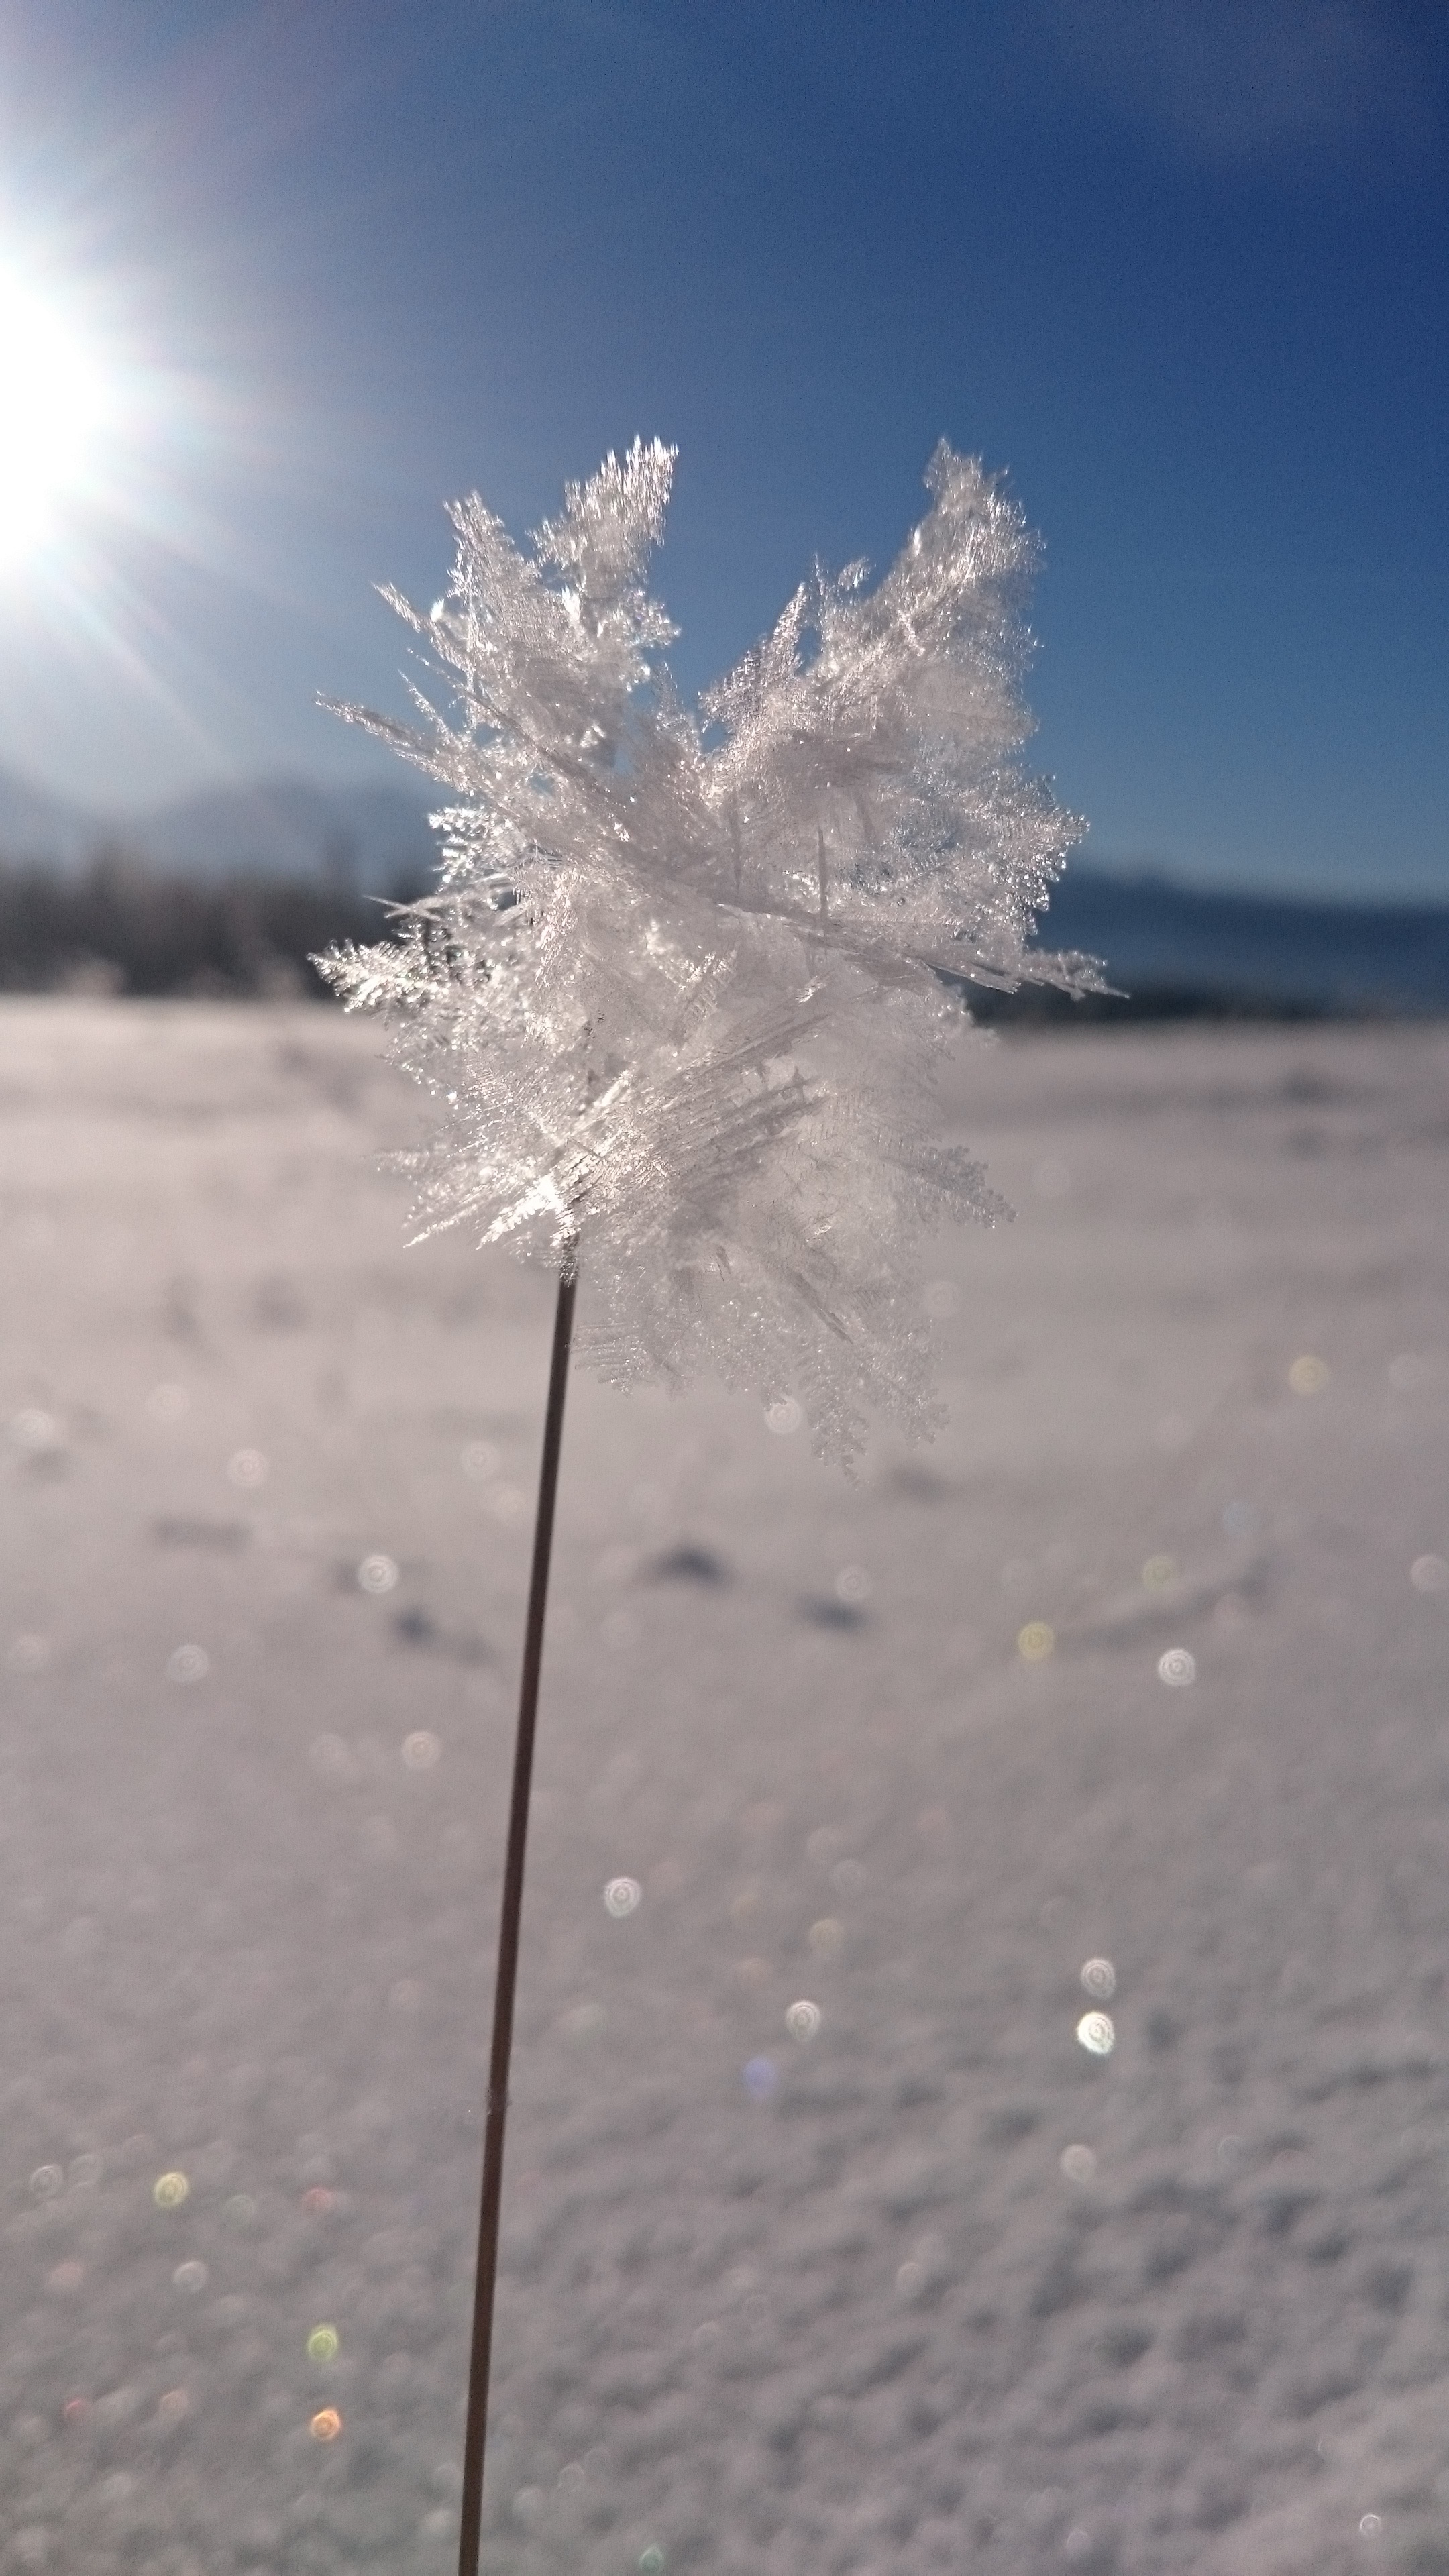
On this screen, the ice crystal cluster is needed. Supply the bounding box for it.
[319,439,1095,1462]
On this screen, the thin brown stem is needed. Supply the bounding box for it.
[458,1260,578,2576]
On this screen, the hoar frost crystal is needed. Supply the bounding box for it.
[319,439,1097,1463]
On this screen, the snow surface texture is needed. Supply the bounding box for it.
[5,1002,1449,2576]
[318,442,1096,1464]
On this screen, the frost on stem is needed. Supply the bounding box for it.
[317,437,1098,1466]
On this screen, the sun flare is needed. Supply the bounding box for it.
[0,272,113,565]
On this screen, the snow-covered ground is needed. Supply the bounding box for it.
[3,999,1448,2576]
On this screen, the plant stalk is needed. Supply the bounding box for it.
[458,1260,578,2576]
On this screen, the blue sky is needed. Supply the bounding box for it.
[0,0,1444,894]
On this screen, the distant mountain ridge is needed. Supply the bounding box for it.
[1038,867,1449,1016]
[0,765,97,868]
[0,761,1446,1011]
[0,761,438,892]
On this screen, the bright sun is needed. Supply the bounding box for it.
[0,272,113,566]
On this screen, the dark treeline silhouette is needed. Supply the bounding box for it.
[0,854,425,998]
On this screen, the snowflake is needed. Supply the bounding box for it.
[317,439,1097,1463]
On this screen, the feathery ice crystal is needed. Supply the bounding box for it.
[318,439,1097,1463]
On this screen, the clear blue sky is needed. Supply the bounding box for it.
[0,0,1444,894]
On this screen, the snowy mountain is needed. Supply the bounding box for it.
[1,759,1446,1010]
[0,765,98,867]
[0,762,438,893]
[138,777,437,891]
[1039,868,1449,1016]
